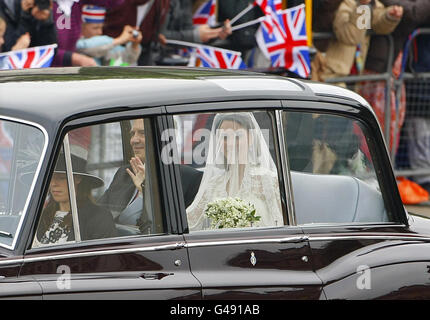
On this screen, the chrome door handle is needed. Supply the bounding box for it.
[140,272,173,280]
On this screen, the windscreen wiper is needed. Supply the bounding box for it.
[0,231,13,238]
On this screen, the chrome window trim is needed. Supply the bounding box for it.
[0,116,49,251]
[2,233,430,266]
[299,222,406,229]
[30,231,170,251]
[184,233,430,248]
[0,236,309,266]
[184,236,309,248]
[275,110,296,226]
[63,134,81,242]
[0,242,185,266]
[307,234,430,242]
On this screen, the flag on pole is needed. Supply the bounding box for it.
[195,45,247,69]
[253,0,282,34]
[254,0,282,14]
[0,44,57,70]
[193,0,216,26]
[256,4,310,78]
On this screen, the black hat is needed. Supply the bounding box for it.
[20,153,104,189]
[53,153,104,189]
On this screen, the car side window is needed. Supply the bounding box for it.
[32,118,165,248]
[283,111,390,225]
[0,120,45,249]
[173,111,286,232]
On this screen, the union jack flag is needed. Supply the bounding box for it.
[254,0,282,14]
[0,44,57,70]
[256,4,310,78]
[193,0,216,26]
[195,46,247,69]
[253,0,282,34]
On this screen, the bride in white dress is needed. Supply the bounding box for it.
[186,112,284,231]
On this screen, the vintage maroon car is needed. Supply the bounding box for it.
[0,67,430,299]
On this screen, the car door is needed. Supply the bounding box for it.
[167,103,324,299]
[19,110,201,299]
[282,102,430,299]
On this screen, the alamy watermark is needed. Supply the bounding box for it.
[160,125,271,166]
[56,8,71,30]
[56,265,71,290]
[53,3,372,31]
[356,5,372,30]
[356,265,371,290]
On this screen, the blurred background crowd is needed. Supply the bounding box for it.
[0,0,430,200]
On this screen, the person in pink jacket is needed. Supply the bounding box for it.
[51,0,124,67]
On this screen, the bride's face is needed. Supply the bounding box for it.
[217,120,250,165]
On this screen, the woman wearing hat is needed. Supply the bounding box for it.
[34,153,117,247]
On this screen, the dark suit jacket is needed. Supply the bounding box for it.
[98,164,202,225]
[36,201,117,243]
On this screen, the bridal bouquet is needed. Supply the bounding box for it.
[204,197,261,229]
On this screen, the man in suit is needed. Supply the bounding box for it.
[98,118,202,233]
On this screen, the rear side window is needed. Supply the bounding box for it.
[32,118,165,248]
[173,111,286,232]
[283,111,389,225]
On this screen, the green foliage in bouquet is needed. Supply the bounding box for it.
[204,197,261,229]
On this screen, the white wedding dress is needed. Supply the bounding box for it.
[186,113,284,231]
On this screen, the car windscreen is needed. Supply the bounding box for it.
[0,119,45,248]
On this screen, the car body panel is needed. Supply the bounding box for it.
[19,235,201,299]
[0,67,429,299]
[302,225,430,297]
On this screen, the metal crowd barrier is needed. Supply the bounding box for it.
[313,32,395,147]
[312,30,430,185]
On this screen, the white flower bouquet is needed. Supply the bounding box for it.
[204,197,261,229]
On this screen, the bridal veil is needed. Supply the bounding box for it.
[186,112,284,231]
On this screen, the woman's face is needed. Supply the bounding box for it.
[49,173,81,204]
[218,120,249,165]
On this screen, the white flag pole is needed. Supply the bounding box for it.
[165,39,242,56]
[187,49,197,67]
[229,3,254,25]
[165,39,203,49]
[136,0,154,28]
[231,16,266,32]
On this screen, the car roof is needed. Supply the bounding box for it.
[0,66,370,126]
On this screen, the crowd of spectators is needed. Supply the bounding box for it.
[0,0,430,192]
[0,0,236,65]
[0,0,427,71]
